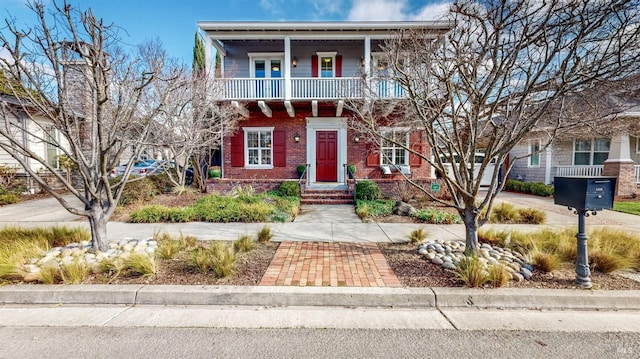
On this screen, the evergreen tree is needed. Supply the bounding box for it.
[193,32,205,73]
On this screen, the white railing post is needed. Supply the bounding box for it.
[635,165,640,184]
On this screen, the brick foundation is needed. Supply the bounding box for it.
[603,161,638,199]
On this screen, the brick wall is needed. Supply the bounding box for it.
[222,105,433,181]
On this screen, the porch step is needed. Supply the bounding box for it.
[301,190,354,205]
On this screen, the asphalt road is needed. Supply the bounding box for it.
[1,327,638,358]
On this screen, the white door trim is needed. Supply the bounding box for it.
[306,117,347,183]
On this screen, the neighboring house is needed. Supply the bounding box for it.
[197,21,452,198]
[509,110,640,198]
[0,75,68,192]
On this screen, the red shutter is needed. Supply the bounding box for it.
[409,131,423,167]
[273,130,286,167]
[336,55,342,77]
[230,131,244,167]
[366,144,380,167]
[311,55,318,77]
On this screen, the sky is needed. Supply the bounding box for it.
[1,0,451,65]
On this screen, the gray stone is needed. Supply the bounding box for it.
[442,256,453,263]
[512,272,525,282]
[425,252,436,260]
[431,257,444,265]
[442,262,457,270]
[523,263,534,272]
[418,248,428,255]
[521,268,533,280]
[393,201,417,217]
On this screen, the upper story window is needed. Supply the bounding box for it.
[244,127,274,168]
[528,141,540,167]
[317,52,336,78]
[249,53,283,79]
[381,128,408,166]
[573,138,609,165]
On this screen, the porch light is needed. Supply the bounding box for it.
[292,57,297,67]
[294,132,300,143]
[271,64,280,72]
[353,133,360,143]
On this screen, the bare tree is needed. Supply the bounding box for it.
[351,0,640,253]
[153,69,240,193]
[0,1,182,250]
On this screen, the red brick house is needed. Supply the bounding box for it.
[197,21,452,200]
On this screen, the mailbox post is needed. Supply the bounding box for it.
[554,177,616,288]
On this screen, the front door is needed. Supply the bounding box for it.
[316,131,337,182]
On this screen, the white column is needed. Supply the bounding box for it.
[204,35,213,74]
[364,36,371,77]
[604,134,633,163]
[284,35,291,100]
[545,146,552,184]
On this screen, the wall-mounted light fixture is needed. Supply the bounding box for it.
[292,57,298,67]
[294,132,300,143]
[353,133,360,143]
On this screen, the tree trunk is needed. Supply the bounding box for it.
[462,208,480,255]
[88,203,109,252]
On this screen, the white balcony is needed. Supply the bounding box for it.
[555,165,604,177]
[216,77,406,101]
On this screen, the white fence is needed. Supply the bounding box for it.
[555,165,604,177]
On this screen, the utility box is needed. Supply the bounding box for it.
[554,177,616,211]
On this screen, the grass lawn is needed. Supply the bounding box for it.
[613,201,640,216]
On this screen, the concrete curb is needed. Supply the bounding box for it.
[2,285,640,310]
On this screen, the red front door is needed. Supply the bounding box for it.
[316,131,337,182]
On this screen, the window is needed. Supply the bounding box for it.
[636,137,640,153]
[317,52,336,78]
[573,138,609,165]
[45,127,59,169]
[381,129,408,166]
[528,141,540,167]
[244,127,273,168]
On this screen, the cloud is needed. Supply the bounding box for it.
[347,0,451,21]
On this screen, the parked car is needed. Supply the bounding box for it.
[110,160,165,178]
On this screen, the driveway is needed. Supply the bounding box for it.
[0,194,85,222]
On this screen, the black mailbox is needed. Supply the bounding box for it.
[554,177,616,211]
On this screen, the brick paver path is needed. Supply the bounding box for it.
[260,242,401,287]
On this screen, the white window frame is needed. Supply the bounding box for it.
[528,140,541,167]
[45,126,60,169]
[636,137,640,154]
[380,127,409,166]
[316,51,336,78]
[572,138,610,165]
[248,53,284,78]
[244,127,274,169]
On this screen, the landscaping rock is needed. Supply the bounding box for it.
[431,257,444,265]
[393,201,417,217]
[442,262,457,270]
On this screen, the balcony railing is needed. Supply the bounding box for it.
[635,165,640,184]
[555,165,604,177]
[216,77,406,101]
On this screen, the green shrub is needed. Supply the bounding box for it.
[490,202,521,223]
[147,172,175,193]
[455,256,489,288]
[130,205,170,223]
[355,199,394,219]
[505,179,553,197]
[355,180,380,201]
[234,235,255,253]
[278,181,301,197]
[118,176,158,206]
[413,209,462,224]
[208,169,221,178]
[257,226,273,243]
[0,193,19,205]
[407,228,428,244]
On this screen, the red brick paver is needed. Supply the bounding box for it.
[260,242,401,287]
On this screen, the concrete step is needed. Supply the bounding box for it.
[301,198,355,205]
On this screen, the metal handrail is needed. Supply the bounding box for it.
[298,164,309,192]
[345,164,358,203]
